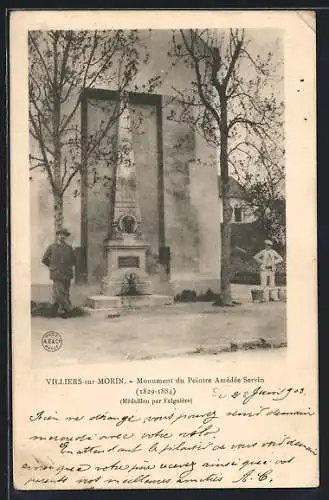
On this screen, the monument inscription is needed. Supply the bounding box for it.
[118,256,140,268]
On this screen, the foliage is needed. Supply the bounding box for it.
[234,137,286,245]
[230,255,286,286]
[174,289,197,302]
[174,289,221,303]
[243,189,285,246]
[31,301,89,317]
[230,221,266,253]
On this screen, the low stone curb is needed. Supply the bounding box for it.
[124,337,287,361]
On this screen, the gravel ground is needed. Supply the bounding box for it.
[31,284,286,367]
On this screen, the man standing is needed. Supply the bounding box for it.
[42,228,76,317]
[254,240,283,300]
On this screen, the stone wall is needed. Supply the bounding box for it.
[168,113,221,293]
[84,98,116,282]
[162,97,200,278]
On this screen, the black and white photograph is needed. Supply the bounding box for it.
[10,10,317,491]
[28,26,287,366]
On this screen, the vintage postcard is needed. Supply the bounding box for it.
[10,10,318,490]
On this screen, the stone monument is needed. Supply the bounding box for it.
[86,104,173,310]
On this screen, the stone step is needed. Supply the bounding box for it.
[86,294,174,311]
[86,295,122,310]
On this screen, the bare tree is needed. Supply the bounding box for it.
[169,29,284,305]
[29,29,159,233]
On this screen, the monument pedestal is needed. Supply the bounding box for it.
[100,237,153,296]
[86,235,173,311]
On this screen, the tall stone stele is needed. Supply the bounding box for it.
[87,104,172,310]
[101,104,153,297]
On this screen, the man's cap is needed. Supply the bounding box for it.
[56,228,71,236]
[264,239,273,246]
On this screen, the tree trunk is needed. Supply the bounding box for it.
[219,92,233,305]
[52,70,62,237]
[54,192,64,234]
[51,41,63,237]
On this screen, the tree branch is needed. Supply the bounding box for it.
[223,30,244,88]
[180,29,221,129]
[28,32,53,86]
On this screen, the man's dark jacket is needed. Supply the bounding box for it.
[42,243,75,280]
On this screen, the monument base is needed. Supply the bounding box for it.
[101,238,153,296]
[86,294,174,311]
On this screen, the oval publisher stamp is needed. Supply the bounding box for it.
[41,330,63,352]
